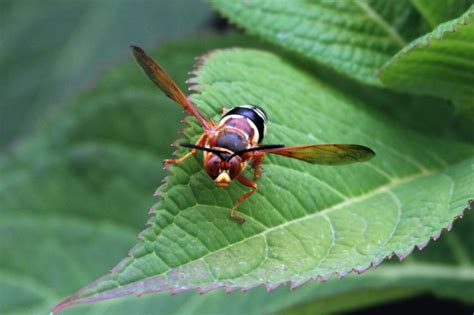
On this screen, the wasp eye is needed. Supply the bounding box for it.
[205,154,221,179]
[228,156,242,179]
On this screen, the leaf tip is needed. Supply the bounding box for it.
[415,239,429,251]
[290,278,310,290]
[51,295,75,315]
[395,246,414,261]
[188,84,200,92]
[353,265,370,275]
[196,283,221,295]
[445,222,453,232]
[466,198,473,210]
[224,286,237,294]
[240,283,260,293]
[314,274,331,283]
[431,231,442,241]
[264,282,280,292]
[335,271,350,279]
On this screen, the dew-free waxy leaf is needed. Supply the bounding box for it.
[52,48,474,312]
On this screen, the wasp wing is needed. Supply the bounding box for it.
[260,144,375,165]
[131,45,212,131]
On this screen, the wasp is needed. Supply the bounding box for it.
[131,46,375,223]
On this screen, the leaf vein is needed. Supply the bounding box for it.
[353,0,406,47]
[159,169,436,280]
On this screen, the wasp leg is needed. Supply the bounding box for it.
[231,175,258,223]
[220,107,229,116]
[251,154,265,179]
[164,133,207,166]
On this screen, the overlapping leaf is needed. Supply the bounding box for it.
[379,6,474,118]
[52,48,474,313]
[411,0,472,28]
[208,0,426,85]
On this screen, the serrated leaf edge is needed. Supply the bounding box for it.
[51,198,472,313]
[376,7,473,77]
[51,47,474,313]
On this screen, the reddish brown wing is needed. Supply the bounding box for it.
[131,45,212,131]
[261,144,375,165]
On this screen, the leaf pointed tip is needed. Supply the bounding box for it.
[51,295,75,315]
[396,246,414,261]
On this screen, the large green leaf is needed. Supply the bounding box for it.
[4,211,473,315]
[52,48,473,312]
[208,0,426,85]
[58,204,474,315]
[1,33,421,315]
[379,6,474,118]
[1,35,473,314]
[5,34,406,315]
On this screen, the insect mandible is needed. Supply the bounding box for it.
[131,46,375,223]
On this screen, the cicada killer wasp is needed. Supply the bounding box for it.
[131,46,375,223]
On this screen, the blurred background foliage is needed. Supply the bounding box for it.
[0,0,212,148]
[0,1,472,314]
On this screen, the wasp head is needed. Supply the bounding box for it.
[205,152,242,187]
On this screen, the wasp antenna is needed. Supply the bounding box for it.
[179,143,203,149]
[179,143,227,159]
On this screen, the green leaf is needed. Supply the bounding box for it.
[411,0,472,29]
[208,0,426,85]
[2,35,473,315]
[52,48,474,312]
[379,6,474,118]
[2,34,368,315]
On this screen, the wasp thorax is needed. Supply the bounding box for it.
[205,153,242,187]
[216,130,248,152]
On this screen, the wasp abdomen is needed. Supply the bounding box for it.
[221,105,268,143]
